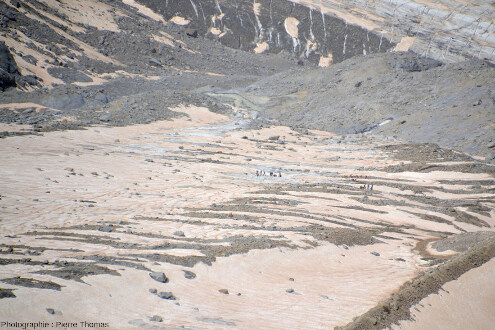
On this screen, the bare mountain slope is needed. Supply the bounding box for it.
[0,0,493,161]
[209,52,495,160]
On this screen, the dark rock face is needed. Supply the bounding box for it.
[0,41,41,90]
[0,42,19,91]
[16,75,41,88]
[138,0,394,65]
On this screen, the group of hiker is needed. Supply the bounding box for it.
[253,171,374,190]
[347,174,368,179]
[256,170,282,177]
[347,174,374,191]
[349,174,368,182]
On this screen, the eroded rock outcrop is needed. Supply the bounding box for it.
[139,0,395,66]
[0,42,18,91]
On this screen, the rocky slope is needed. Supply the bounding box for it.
[0,0,493,161]
[210,52,495,160]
